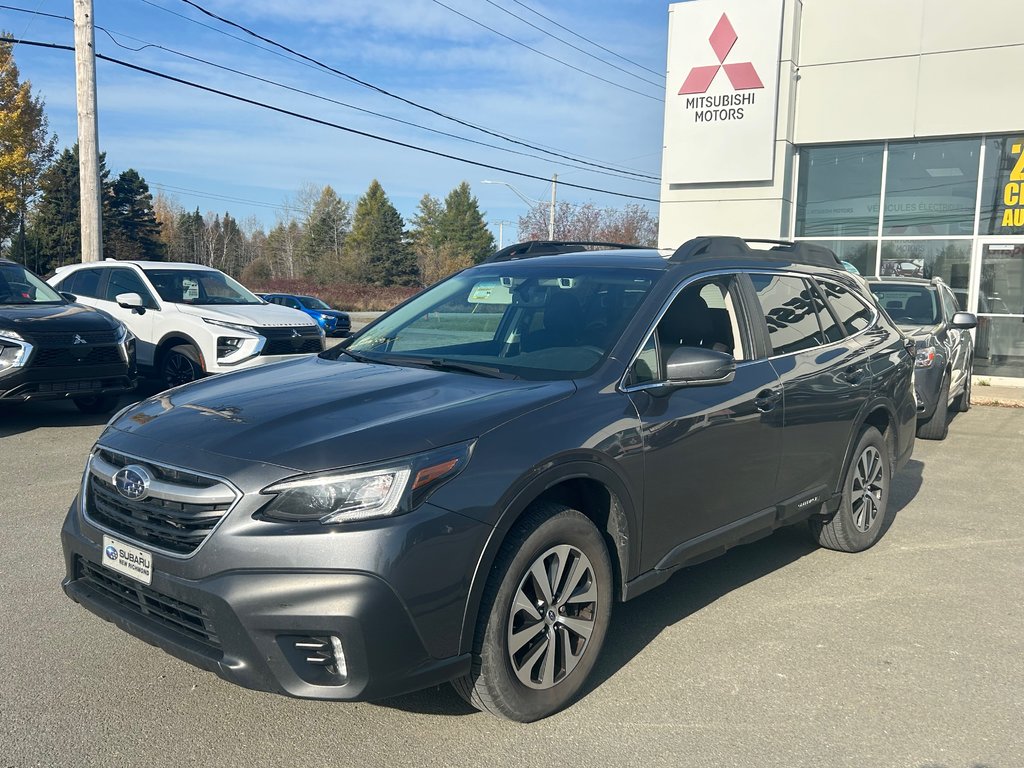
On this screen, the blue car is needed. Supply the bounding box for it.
[261,293,351,336]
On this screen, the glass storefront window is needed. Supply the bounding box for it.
[979,243,1024,315]
[882,138,981,237]
[801,240,877,276]
[795,144,883,237]
[979,135,1024,235]
[879,240,972,291]
[973,316,1024,377]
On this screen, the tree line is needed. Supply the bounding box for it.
[1,38,657,289]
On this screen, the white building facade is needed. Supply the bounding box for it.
[659,0,1024,380]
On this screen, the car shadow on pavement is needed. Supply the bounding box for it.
[378,458,927,719]
[0,399,124,438]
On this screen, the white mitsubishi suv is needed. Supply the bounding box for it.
[49,261,324,389]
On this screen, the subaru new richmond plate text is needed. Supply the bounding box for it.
[61,237,916,721]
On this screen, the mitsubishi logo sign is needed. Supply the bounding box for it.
[679,14,763,95]
[662,0,784,185]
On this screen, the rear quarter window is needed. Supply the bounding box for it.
[819,279,875,336]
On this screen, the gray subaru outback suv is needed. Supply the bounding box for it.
[61,237,916,721]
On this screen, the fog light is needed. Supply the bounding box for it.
[329,635,348,681]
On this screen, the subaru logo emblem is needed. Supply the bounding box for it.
[113,464,152,501]
[104,545,118,560]
[73,334,88,345]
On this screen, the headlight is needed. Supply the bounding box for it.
[0,331,32,373]
[259,441,474,524]
[204,318,259,335]
[0,330,25,343]
[914,345,936,368]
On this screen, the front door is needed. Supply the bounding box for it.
[972,241,1024,378]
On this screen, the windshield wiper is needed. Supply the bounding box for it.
[335,347,373,363]
[420,359,518,379]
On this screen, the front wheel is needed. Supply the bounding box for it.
[453,503,612,722]
[811,426,893,552]
[159,344,203,390]
[916,374,950,440]
[955,364,972,413]
[73,394,120,415]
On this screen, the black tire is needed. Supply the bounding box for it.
[955,364,972,413]
[916,374,950,440]
[453,502,613,722]
[160,344,203,390]
[73,394,120,415]
[811,426,893,553]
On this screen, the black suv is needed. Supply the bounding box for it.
[60,238,915,721]
[868,277,976,440]
[0,259,137,413]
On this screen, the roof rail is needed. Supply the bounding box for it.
[669,236,843,268]
[484,240,649,263]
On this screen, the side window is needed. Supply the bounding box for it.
[285,297,301,309]
[631,274,747,385]
[750,274,827,355]
[819,279,875,337]
[102,269,155,307]
[66,268,103,298]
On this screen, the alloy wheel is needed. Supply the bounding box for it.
[164,351,199,388]
[507,544,598,690]
[851,445,885,532]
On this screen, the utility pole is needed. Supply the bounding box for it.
[548,173,557,240]
[74,0,103,262]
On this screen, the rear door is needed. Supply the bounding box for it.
[627,273,784,572]
[747,272,873,505]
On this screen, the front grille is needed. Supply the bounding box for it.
[75,557,221,651]
[31,329,118,345]
[86,449,237,556]
[34,346,122,367]
[257,325,322,356]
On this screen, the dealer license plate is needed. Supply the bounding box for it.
[101,535,153,585]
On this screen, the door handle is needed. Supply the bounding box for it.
[842,366,865,385]
[754,388,781,413]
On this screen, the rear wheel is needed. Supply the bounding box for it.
[916,374,950,440]
[453,503,612,722]
[811,426,893,552]
[73,394,119,414]
[160,344,203,390]
[955,364,972,413]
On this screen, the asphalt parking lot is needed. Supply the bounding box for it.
[1,398,1021,768]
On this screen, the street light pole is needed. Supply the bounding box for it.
[548,174,557,240]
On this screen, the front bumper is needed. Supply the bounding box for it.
[61,497,479,701]
[0,363,136,402]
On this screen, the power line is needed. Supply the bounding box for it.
[3,38,659,203]
[508,0,664,80]
[478,0,663,89]
[149,182,299,213]
[426,0,662,102]
[164,0,660,179]
[0,4,657,184]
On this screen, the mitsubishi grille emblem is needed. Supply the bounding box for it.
[290,329,300,338]
[73,334,88,345]
[113,464,152,501]
[679,13,764,95]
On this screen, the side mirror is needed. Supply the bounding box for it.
[60,291,78,303]
[116,292,146,314]
[951,311,977,330]
[665,346,736,385]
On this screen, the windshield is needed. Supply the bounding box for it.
[301,296,331,310]
[341,266,656,380]
[869,284,941,325]
[144,268,262,305]
[0,262,64,305]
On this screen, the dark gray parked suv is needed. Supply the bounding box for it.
[868,277,976,440]
[61,238,916,721]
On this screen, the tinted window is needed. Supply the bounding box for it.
[868,284,941,325]
[103,268,154,306]
[750,274,827,355]
[67,268,103,298]
[285,297,301,309]
[819,280,874,336]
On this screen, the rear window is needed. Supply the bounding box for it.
[869,284,940,325]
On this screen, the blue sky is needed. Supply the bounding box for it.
[2,0,669,241]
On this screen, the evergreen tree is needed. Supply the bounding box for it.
[0,37,57,253]
[298,185,351,280]
[106,169,164,261]
[438,181,494,265]
[410,193,445,284]
[344,180,417,286]
[171,208,204,263]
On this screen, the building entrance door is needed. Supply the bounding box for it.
[972,240,1024,378]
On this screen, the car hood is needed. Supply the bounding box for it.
[0,302,118,338]
[172,302,319,328]
[106,356,574,472]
